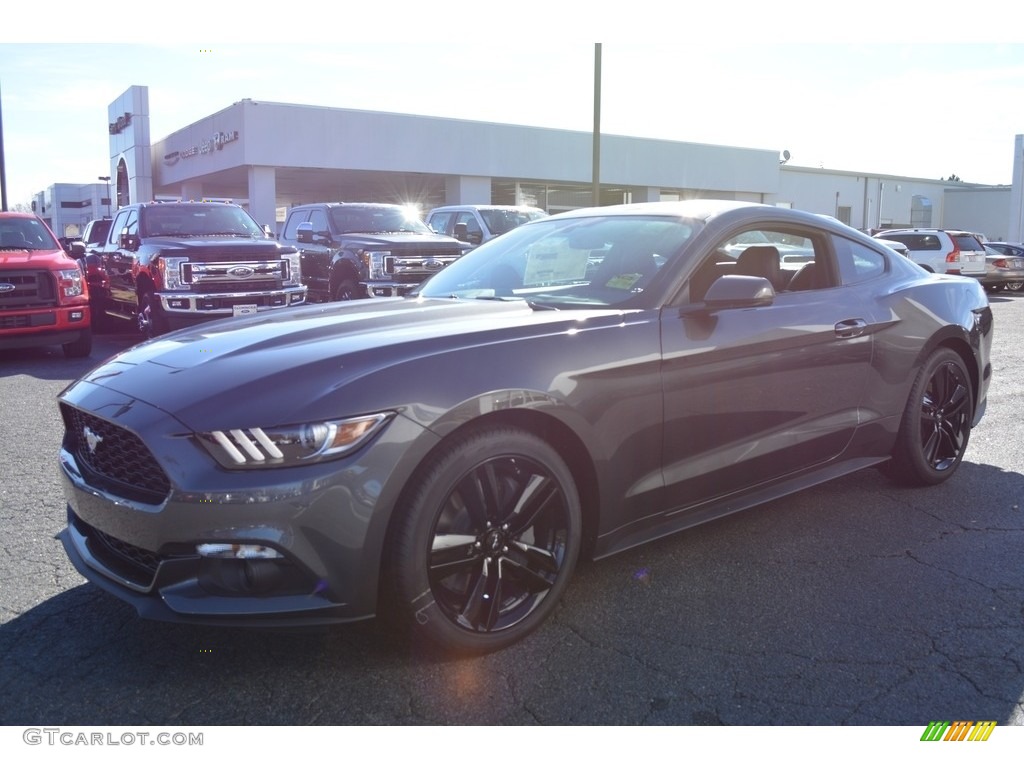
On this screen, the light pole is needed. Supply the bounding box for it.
[98,175,111,217]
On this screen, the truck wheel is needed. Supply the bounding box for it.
[334,280,358,301]
[137,291,169,338]
[62,327,93,358]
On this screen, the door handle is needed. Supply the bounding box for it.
[834,318,868,338]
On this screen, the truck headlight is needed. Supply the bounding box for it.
[56,268,85,298]
[197,412,393,468]
[283,250,301,285]
[360,250,391,280]
[157,256,189,289]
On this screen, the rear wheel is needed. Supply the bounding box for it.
[389,427,581,655]
[1005,280,1023,292]
[886,348,973,486]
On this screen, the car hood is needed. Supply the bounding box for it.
[72,298,623,430]
[335,232,466,248]
[0,248,69,266]
[142,237,293,253]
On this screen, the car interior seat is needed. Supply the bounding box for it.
[736,245,785,291]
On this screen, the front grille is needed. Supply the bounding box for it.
[61,404,171,505]
[182,260,288,287]
[80,515,163,586]
[0,270,57,309]
[390,254,461,284]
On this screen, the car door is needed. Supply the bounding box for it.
[658,225,879,513]
[103,207,139,306]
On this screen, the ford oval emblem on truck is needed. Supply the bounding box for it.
[227,266,255,278]
[0,283,16,293]
[423,259,444,271]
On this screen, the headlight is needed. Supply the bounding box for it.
[197,412,393,468]
[284,250,301,285]
[56,268,84,298]
[360,250,391,280]
[157,256,189,289]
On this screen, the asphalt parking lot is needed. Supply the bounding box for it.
[1,298,1022,726]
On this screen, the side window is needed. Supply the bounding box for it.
[282,210,309,240]
[308,209,329,235]
[689,227,831,301]
[833,236,887,284]
[455,211,483,238]
[108,209,131,246]
[121,209,139,238]
[428,212,453,235]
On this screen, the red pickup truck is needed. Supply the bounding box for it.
[0,212,92,357]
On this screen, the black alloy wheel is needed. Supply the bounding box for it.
[886,347,973,486]
[391,427,581,654]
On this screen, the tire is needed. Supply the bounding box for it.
[62,327,93,358]
[389,426,581,655]
[1005,280,1023,292]
[333,280,359,301]
[885,347,973,486]
[137,291,168,338]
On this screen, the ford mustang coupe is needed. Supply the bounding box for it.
[57,201,993,654]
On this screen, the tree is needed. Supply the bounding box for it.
[945,174,962,182]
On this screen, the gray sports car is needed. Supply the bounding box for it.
[57,201,993,654]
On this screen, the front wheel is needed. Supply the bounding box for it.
[885,347,973,486]
[137,291,169,338]
[389,427,581,655]
[333,280,359,301]
[62,327,92,358]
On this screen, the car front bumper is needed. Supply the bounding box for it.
[57,380,435,626]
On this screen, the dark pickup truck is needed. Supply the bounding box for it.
[91,201,305,336]
[279,202,470,301]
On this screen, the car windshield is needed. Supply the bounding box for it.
[480,209,548,236]
[0,218,60,250]
[329,207,431,235]
[418,214,695,308]
[141,205,264,237]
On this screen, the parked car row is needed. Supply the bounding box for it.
[871,228,1024,293]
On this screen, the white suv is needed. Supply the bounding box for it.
[426,205,548,247]
[875,229,986,277]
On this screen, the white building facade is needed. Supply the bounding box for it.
[33,86,1020,241]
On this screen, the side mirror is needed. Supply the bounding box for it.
[453,222,469,242]
[702,274,775,309]
[119,231,140,250]
[296,221,314,244]
[68,241,87,258]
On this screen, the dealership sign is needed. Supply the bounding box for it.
[109,112,133,135]
[164,130,240,166]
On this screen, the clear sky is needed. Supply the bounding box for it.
[2,5,1021,208]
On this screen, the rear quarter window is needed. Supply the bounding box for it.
[887,234,941,250]
[952,234,984,251]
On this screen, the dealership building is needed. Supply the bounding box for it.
[33,86,1024,242]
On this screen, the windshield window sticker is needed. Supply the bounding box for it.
[604,273,644,291]
[523,242,589,286]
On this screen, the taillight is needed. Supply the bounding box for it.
[944,243,961,273]
[993,259,1008,268]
